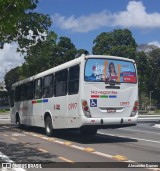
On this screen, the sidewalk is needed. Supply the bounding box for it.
[139,114,160,118]
[0,114,10,119]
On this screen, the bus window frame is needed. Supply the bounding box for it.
[27,81,34,100]
[84,58,137,84]
[43,74,54,98]
[54,69,68,97]
[34,78,42,99]
[68,65,80,95]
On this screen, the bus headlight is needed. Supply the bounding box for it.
[82,100,91,118]
[130,101,139,117]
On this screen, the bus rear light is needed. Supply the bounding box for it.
[133,106,138,111]
[82,100,91,118]
[130,100,138,117]
[135,101,139,107]
[82,101,87,106]
[84,106,89,111]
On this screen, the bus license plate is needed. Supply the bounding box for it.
[107,109,116,113]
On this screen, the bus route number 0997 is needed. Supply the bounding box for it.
[68,103,77,110]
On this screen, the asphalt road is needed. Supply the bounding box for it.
[0,115,160,171]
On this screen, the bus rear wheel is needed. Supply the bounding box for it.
[80,127,97,136]
[45,116,54,137]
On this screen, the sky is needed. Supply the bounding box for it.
[1,0,160,81]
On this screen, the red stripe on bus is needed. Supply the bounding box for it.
[91,95,99,98]
[32,101,37,104]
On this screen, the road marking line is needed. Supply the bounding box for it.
[64,141,72,146]
[23,131,29,134]
[11,138,17,141]
[16,132,160,171]
[37,148,48,153]
[3,134,8,136]
[92,151,113,158]
[41,137,49,140]
[84,147,95,152]
[112,155,128,161]
[71,145,85,150]
[55,140,64,144]
[98,132,160,144]
[32,133,41,137]
[58,156,75,163]
[2,126,9,128]
[36,134,44,137]
[48,138,56,141]
[120,128,160,135]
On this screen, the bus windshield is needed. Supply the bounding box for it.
[84,58,137,83]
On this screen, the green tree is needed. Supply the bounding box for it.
[148,48,160,103]
[21,35,78,78]
[50,37,77,66]
[92,29,137,59]
[76,49,89,57]
[0,0,51,49]
[135,51,151,107]
[22,31,57,77]
[5,34,89,89]
[4,67,22,93]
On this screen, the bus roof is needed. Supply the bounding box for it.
[12,54,135,87]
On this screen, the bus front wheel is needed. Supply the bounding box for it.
[16,114,23,128]
[45,116,54,137]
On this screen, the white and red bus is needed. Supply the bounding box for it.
[11,55,138,136]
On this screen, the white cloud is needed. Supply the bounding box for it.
[0,43,24,81]
[52,11,112,33]
[51,1,160,33]
[114,1,160,28]
[148,41,160,48]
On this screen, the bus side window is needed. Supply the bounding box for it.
[43,74,54,98]
[55,69,68,97]
[27,81,33,100]
[15,86,20,102]
[20,84,27,101]
[34,78,42,99]
[68,65,79,95]
[10,90,14,107]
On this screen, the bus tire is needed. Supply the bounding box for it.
[16,114,23,129]
[45,116,54,137]
[80,127,97,136]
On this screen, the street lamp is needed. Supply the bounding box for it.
[150,91,153,111]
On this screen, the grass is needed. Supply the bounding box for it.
[155,110,160,114]
[0,109,10,114]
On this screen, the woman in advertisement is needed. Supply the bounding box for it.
[106,62,118,82]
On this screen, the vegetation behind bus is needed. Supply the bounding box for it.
[4,29,160,109]
[1,0,160,108]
